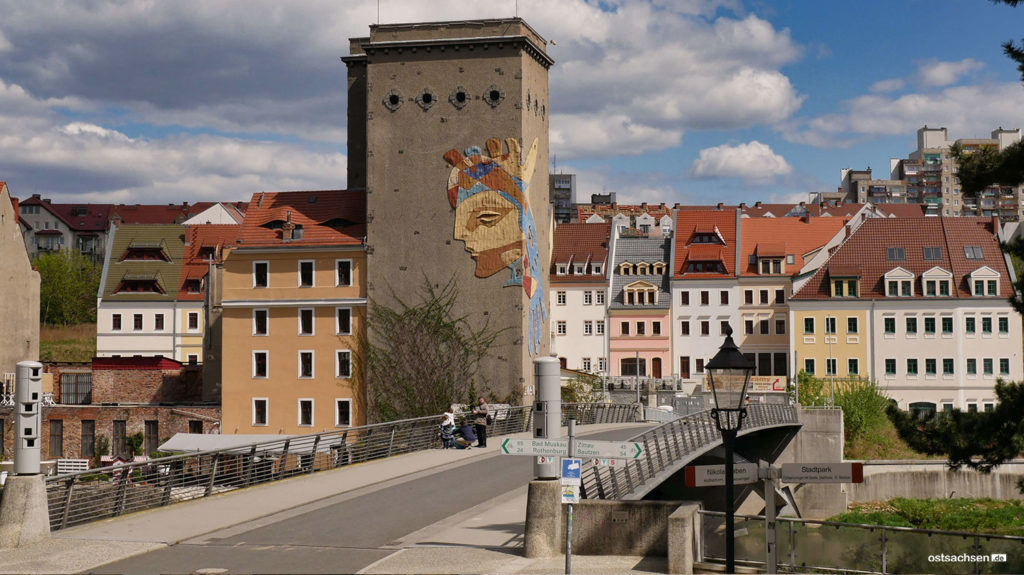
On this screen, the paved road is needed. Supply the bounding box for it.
[93,427,648,575]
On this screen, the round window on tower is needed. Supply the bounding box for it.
[483,84,505,108]
[449,86,470,109]
[383,89,403,111]
[416,88,437,111]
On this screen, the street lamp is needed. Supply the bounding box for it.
[705,324,755,574]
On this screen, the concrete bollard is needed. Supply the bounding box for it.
[524,479,562,558]
[0,475,50,547]
[668,502,702,574]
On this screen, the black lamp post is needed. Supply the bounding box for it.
[705,324,755,574]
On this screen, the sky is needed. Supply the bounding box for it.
[1,0,1023,207]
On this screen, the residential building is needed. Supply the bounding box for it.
[96,224,186,359]
[0,182,40,376]
[671,209,739,390]
[608,226,673,380]
[346,18,553,405]
[736,216,848,379]
[790,217,1021,412]
[177,224,241,365]
[219,190,367,434]
[578,202,674,234]
[550,222,611,374]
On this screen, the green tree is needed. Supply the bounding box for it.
[887,380,1024,473]
[793,370,827,406]
[357,276,509,422]
[561,372,601,404]
[35,250,102,325]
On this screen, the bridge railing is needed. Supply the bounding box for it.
[42,402,639,531]
[582,403,800,500]
[699,509,1024,574]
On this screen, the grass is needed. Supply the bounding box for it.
[845,416,935,460]
[832,498,1024,535]
[40,323,96,363]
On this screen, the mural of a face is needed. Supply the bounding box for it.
[445,138,547,356]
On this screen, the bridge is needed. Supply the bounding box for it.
[5,403,801,573]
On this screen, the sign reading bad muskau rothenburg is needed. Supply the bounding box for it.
[501,438,642,459]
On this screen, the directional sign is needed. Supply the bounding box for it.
[781,462,863,483]
[500,438,569,457]
[574,440,643,460]
[561,484,580,504]
[684,463,759,487]
[561,457,582,486]
[590,458,623,467]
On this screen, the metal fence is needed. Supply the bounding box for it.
[581,403,800,501]
[43,402,639,531]
[699,510,1024,575]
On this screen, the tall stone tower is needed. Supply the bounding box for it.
[344,19,553,408]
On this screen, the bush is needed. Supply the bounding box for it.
[833,377,891,443]
[794,370,827,406]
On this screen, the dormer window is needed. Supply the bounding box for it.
[557,264,568,275]
[185,279,202,294]
[574,264,586,275]
[114,274,165,294]
[592,264,603,275]
[922,266,953,297]
[198,246,217,261]
[969,266,1000,296]
[759,259,782,275]
[885,267,914,297]
[620,262,633,275]
[120,242,170,262]
[637,263,649,275]
[653,262,665,275]
[624,280,658,305]
[829,269,860,298]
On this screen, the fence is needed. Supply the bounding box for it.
[699,510,1024,574]
[42,402,639,531]
[581,403,800,501]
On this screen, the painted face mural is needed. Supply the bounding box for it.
[445,137,547,356]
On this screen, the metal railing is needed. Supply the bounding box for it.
[699,510,1024,575]
[43,402,639,531]
[581,404,800,501]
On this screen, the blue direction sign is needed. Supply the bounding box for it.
[561,457,582,486]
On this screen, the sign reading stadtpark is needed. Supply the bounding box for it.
[500,438,569,457]
[684,463,759,487]
[780,462,864,483]
[560,457,582,486]
[573,439,643,460]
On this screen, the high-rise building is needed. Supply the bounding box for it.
[550,173,576,223]
[344,19,553,405]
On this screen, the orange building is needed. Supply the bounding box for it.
[219,190,367,434]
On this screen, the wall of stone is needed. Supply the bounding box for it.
[89,367,202,404]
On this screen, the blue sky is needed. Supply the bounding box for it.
[0,0,1022,206]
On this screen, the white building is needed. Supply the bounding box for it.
[549,222,611,374]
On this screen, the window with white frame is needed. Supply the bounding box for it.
[825,358,837,375]
[582,357,592,371]
[556,291,566,305]
[298,351,314,378]
[336,350,352,378]
[583,291,593,305]
[335,399,352,427]
[336,307,352,335]
[592,264,603,275]
[298,399,314,426]
[112,313,122,331]
[804,358,815,374]
[336,259,352,286]
[253,261,269,288]
[598,357,607,372]
[187,312,199,332]
[556,321,566,335]
[253,351,268,378]
[595,320,605,335]
[298,260,315,287]
[298,308,314,335]
[596,291,605,305]
[583,321,593,335]
[557,264,568,275]
[252,398,268,426]
[574,264,586,274]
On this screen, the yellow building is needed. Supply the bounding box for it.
[220,190,367,434]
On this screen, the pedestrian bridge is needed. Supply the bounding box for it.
[42,402,800,531]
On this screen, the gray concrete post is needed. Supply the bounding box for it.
[525,357,563,558]
[524,479,562,558]
[14,361,43,475]
[668,502,702,574]
[0,361,49,547]
[534,356,560,480]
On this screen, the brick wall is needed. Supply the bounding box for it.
[0,404,221,462]
[91,368,203,404]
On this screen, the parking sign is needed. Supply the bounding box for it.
[561,457,582,486]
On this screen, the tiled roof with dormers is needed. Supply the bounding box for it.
[673,210,738,279]
[609,235,672,310]
[791,217,1012,300]
[576,202,673,223]
[102,224,186,301]
[550,222,611,285]
[236,190,366,248]
[177,224,242,301]
[738,217,847,277]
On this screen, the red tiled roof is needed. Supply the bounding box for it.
[686,244,724,260]
[876,204,928,218]
[236,190,366,248]
[178,224,242,301]
[550,222,611,284]
[674,210,738,278]
[792,217,1011,300]
[18,196,113,232]
[576,203,673,222]
[738,217,847,276]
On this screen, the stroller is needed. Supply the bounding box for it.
[439,422,456,449]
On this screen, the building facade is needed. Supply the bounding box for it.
[0,182,40,376]
[219,190,367,435]
[346,19,553,406]
[549,222,611,373]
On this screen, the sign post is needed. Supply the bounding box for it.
[762,461,777,574]
[563,419,578,575]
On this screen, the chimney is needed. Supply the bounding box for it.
[281,210,295,240]
[641,202,648,211]
[43,198,51,204]
[799,201,805,208]
[716,202,724,210]
[992,215,1000,235]
[673,203,681,210]
[32,194,41,199]
[739,202,747,209]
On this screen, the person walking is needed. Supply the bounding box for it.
[472,396,489,447]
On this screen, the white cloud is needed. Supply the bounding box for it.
[870,78,904,93]
[690,141,792,180]
[918,58,984,87]
[782,83,1024,148]
[550,113,682,159]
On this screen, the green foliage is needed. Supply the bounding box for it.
[561,373,601,404]
[793,370,827,406]
[887,380,1024,473]
[126,432,144,457]
[833,378,891,444]
[34,250,102,325]
[834,498,1024,536]
[93,434,110,468]
[359,276,509,422]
